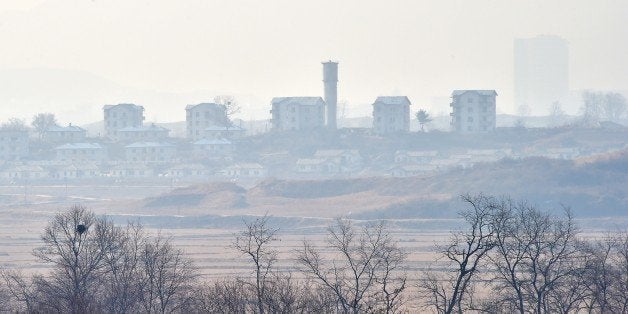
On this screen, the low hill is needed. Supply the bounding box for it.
[140,150,628,219]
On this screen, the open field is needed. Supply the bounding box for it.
[1,181,625,280]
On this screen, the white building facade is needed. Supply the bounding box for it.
[450,90,497,133]
[372,96,411,134]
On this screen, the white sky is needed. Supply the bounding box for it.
[1,0,627,123]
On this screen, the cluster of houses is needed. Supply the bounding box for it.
[0,61,617,183]
[0,102,265,182]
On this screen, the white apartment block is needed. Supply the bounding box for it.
[186,103,228,140]
[103,103,145,139]
[450,90,497,133]
[271,97,325,131]
[372,96,411,134]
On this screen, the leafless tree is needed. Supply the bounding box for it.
[214,95,241,127]
[139,233,196,314]
[419,194,499,314]
[31,205,116,313]
[100,222,146,313]
[0,118,29,131]
[1,270,39,312]
[602,92,627,122]
[581,231,628,313]
[233,214,279,314]
[31,112,57,139]
[581,91,604,126]
[298,219,406,313]
[548,101,566,127]
[191,279,250,313]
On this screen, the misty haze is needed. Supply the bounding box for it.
[0,1,627,313]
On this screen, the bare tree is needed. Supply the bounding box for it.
[0,118,29,131]
[298,219,406,313]
[581,91,604,126]
[32,205,116,313]
[233,214,279,314]
[139,234,196,314]
[419,194,499,314]
[548,101,566,127]
[1,270,39,312]
[415,109,433,132]
[191,279,250,313]
[602,92,627,122]
[100,222,146,313]
[214,95,241,127]
[31,112,57,139]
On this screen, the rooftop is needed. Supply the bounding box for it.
[271,97,325,106]
[373,96,411,106]
[452,90,498,97]
[45,124,86,132]
[55,143,103,150]
[125,142,175,148]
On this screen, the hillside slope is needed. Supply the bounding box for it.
[140,150,628,218]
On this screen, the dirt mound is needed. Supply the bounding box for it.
[144,182,247,209]
[249,178,385,199]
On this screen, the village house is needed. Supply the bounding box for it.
[389,164,437,177]
[295,158,338,174]
[54,143,107,163]
[113,124,170,142]
[372,96,411,134]
[164,163,207,178]
[186,103,229,140]
[103,103,145,139]
[125,142,177,162]
[450,90,497,133]
[105,163,154,178]
[221,163,267,178]
[42,124,87,143]
[394,150,439,164]
[296,149,363,174]
[0,129,29,161]
[192,138,234,158]
[270,97,325,131]
[0,164,48,181]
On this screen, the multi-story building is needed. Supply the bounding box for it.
[514,35,569,113]
[103,103,145,139]
[450,90,497,133]
[0,129,29,161]
[43,124,87,143]
[54,143,107,163]
[186,103,228,140]
[372,96,411,134]
[125,142,177,162]
[113,124,170,142]
[270,97,325,131]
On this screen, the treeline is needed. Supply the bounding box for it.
[1,195,627,313]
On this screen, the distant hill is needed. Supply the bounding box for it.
[139,149,628,219]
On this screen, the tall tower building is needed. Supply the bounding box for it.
[322,61,338,130]
[514,35,569,113]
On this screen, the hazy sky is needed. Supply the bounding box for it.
[1,0,627,123]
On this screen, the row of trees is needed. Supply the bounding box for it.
[1,197,627,313]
